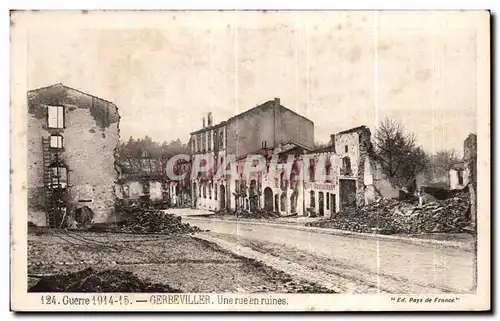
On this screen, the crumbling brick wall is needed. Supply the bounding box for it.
[464,133,477,228]
[333,126,372,207]
[27,84,120,225]
[357,127,372,206]
[27,114,47,225]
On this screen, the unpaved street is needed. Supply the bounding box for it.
[28,229,333,293]
[182,216,475,294]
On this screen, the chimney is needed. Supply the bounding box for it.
[330,134,336,153]
[207,112,213,126]
[202,117,205,128]
[273,97,282,147]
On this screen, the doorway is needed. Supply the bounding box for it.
[339,179,356,210]
[192,182,197,208]
[264,187,273,211]
[318,192,324,216]
[219,184,226,209]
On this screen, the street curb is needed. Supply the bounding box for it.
[183,217,473,252]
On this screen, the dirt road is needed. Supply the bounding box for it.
[182,216,475,294]
[28,229,332,293]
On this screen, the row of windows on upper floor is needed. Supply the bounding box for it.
[191,129,225,153]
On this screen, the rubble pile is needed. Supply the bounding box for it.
[29,268,181,292]
[307,190,472,235]
[215,208,280,219]
[118,210,202,234]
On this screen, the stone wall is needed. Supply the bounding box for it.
[150,181,163,200]
[27,84,120,225]
[464,133,477,228]
[280,105,314,150]
[225,102,275,158]
[356,126,372,206]
[225,99,314,159]
[334,126,372,207]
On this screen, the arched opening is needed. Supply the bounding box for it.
[249,179,258,211]
[219,184,226,209]
[290,190,298,214]
[280,193,287,214]
[264,187,273,211]
[310,190,316,208]
[274,194,280,213]
[74,205,93,226]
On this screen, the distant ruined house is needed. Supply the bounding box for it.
[115,153,191,207]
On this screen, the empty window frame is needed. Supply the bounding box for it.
[50,166,68,189]
[457,170,464,185]
[50,135,64,149]
[202,134,206,152]
[219,130,224,148]
[48,105,65,129]
[342,157,352,176]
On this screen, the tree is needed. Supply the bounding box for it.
[430,149,461,177]
[116,136,190,160]
[313,141,329,150]
[373,118,429,191]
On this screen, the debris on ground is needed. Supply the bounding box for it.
[215,208,280,219]
[118,210,202,234]
[29,267,181,292]
[86,209,202,234]
[307,190,471,235]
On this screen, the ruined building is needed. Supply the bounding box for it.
[27,84,120,227]
[115,153,191,207]
[302,126,376,218]
[189,98,314,212]
[188,98,383,218]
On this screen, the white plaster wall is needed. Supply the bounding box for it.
[150,181,163,200]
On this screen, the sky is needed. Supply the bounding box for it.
[24,11,483,154]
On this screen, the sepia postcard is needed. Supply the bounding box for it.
[10,10,490,312]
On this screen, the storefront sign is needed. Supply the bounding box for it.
[304,182,336,190]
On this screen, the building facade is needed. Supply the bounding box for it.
[27,84,120,227]
[189,112,228,211]
[300,126,376,218]
[189,98,315,213]
[188,98,382,218]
